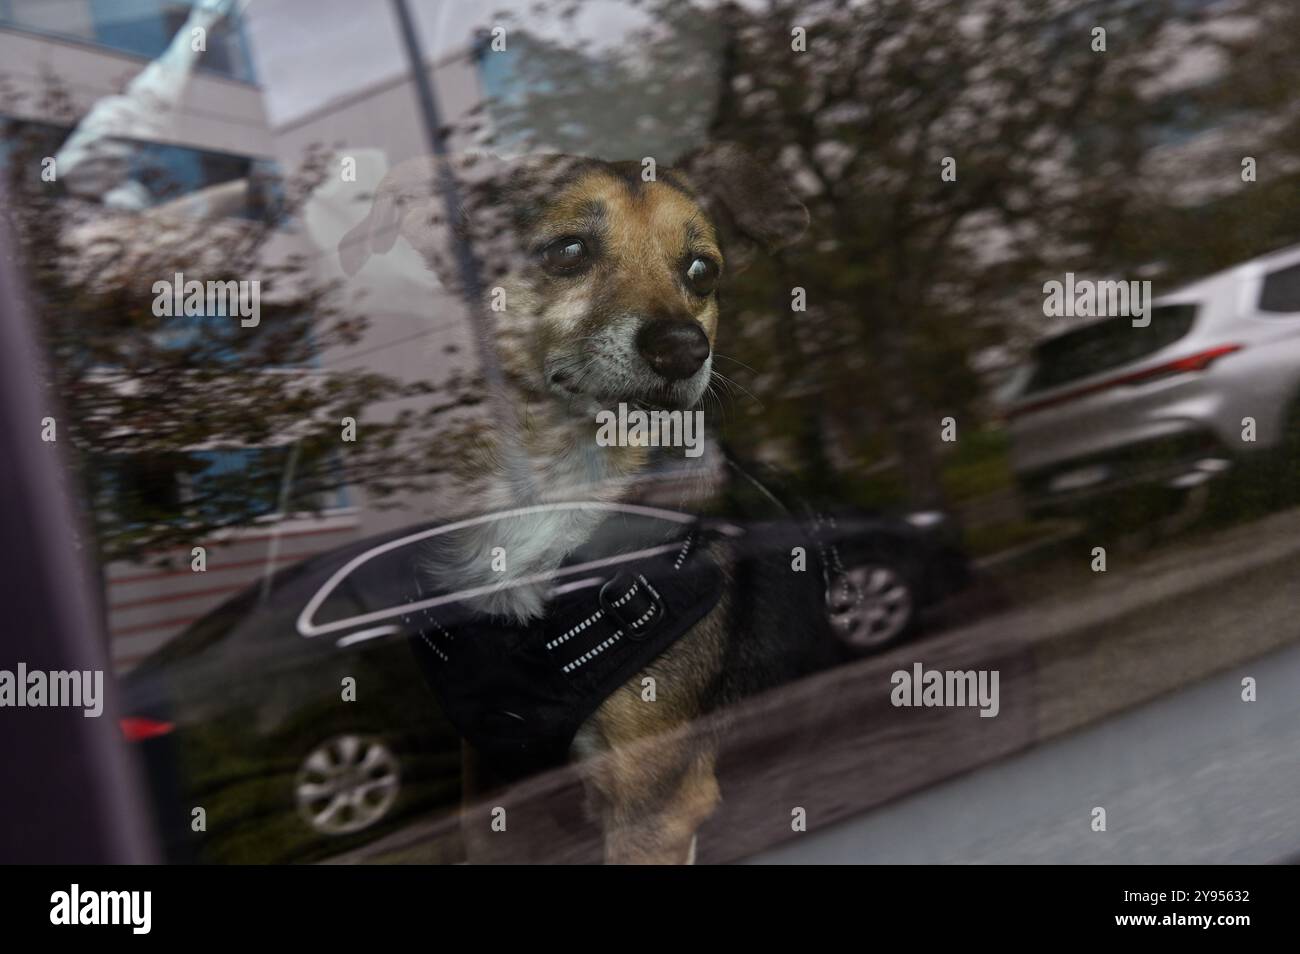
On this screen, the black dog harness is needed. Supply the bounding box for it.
[402,518,726,771]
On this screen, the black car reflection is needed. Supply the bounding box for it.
[120,498,970,864]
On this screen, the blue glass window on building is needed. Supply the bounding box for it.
[472,30,529,150]
[1,117,284,222]
[0,1,256,83]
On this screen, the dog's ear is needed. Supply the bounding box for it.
[672,143,809,271]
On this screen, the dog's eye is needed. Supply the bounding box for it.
[541,237,589,273]
[685,256,719,295]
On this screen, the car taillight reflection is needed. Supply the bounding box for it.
[1009,344,1244,420]
[120,717,175,741]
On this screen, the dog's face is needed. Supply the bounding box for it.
[515,161,724,414]
[339,146,807,416]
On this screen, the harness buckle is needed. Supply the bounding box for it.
[599,572,664,640]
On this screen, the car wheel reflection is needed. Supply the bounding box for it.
[828,563,915,652]
[295,733,401,836]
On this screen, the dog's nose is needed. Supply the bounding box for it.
[636,318,710,381]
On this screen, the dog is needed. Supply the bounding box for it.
[339,145,811,863]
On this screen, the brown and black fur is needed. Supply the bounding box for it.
[340,145,811,863]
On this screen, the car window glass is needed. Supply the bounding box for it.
[1023,305,1199,394]
[1258,263,1300,313]
[6,0,1299,869]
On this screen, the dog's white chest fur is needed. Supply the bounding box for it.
[421,406,640,622]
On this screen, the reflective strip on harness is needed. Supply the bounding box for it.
[403,524,725,764]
